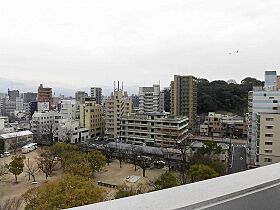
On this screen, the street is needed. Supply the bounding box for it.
[228,144,247,174]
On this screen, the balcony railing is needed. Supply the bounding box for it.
[69,162,280,210]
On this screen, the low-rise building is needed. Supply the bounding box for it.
[258,112,280,166]
[52,119,90,144]
[0,130,33,152]
[119,113,188,148]
[199,112,247,138]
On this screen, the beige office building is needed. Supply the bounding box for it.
[80,100,104,138]
[258,112,280,166]
[104,84,132,139]
[171,75,197,129]
[120,113,188,148]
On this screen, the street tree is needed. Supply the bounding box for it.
[188,164,219,183]
[87,150,106,176]
[6,155,25,183]
[23,174,104,209]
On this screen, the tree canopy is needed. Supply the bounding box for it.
[188,164,219,183]
[154,172,177,190]
[197,77,264,115]
[6,155,25,183]
[23,174,104,210]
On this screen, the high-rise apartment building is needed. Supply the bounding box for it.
[8,89,19,101]
[171,75,197,129]
[90,87,102,105]
[80,99,104,138]
[139,84,160,113]
[104,82,132,138]
[160,87,171,113]
[257,112,280,166]
[37,84,52,105]
[247,71,280,167]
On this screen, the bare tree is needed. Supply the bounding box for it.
[129,145,142,171]
[103,144,114,166]
[176,134,193,184]
[37,151,57,179]
[0,164,8,181]
[0,197,22,210]
[25,158,39,182]
[115,147,128,168]
[135,148,151,177]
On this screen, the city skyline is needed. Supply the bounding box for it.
[1,0,279,89]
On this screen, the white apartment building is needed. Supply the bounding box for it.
[139,84,160,113]
[31,111,62,136]
[247,71,280,167]
[119,113,188,148]
[104,83,132,139]
[258,112,280,166]
[59,100,79,120]
[52,119,89,144]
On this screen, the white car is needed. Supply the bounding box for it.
[3,152,11,157]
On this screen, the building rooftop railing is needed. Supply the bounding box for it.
[69,162,280,210]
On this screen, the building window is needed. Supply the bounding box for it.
[265,134,273,137]
[273,107,278,110]
[264,158,272,163]
[265,150,272,153]
[265,142,273,145]
[266,126,273,129]
[266,118,274,121]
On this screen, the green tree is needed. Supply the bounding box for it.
[188,164,219,183]
[6,155,25,183]
[87,150,106,176]
[63,151,92,177]
[23,174,104,209]
[49,143,79,167]
[154,172,177,190]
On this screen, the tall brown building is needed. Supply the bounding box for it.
[171,75,197,130]
[37,84,53,104]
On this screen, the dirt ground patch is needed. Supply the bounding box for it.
[0,148,63,209]
[95,159,170,200]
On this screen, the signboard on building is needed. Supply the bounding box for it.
[37,102,50,112]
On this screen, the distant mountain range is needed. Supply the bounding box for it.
[0,78,138,97]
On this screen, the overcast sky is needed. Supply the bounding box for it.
[0,0,279,89]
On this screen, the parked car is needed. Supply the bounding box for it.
[3,152,11,157]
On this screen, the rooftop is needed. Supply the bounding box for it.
[0,130,33,139]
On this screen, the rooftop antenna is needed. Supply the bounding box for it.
[122,81,123,91]
[117,81,120,91]
[114,81,116,90]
